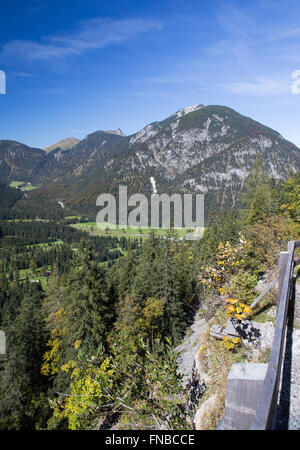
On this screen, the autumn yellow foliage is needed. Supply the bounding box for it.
[53,355,114,430]
[225,298,252,322]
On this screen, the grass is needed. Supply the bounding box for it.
[9,180,38,191]
[250,289,277,324]
[3,235,124,289]
[70,222,146,239]
[1,240,64,252]
[25,240,64,250]
[4,218,50,223]
[17,266,50,290]
[196,324,238,429]
[22,184,38,191]
[64,215,82,220]
[70,221,204,240]
[257,347,271,363]
[4,240,66,288]
[9,181,24,188]
[197,334,249,429]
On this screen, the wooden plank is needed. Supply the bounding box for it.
[222,363,268,430]
[277,252,289,309]
[250,276,278,309]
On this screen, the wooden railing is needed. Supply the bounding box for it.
[251,240,300,429]
[220,240,300,430]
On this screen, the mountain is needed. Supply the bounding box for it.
[1,105,299,217]
[0,140,45,181]
[32,129,129,184]
[124,104,298,182]
[119,104,300,208]
[44,137,80,153]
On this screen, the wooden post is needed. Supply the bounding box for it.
[277,252,289,310]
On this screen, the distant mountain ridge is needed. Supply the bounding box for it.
[44,138,80,153]
[0,140,45,181]
[0,104,299,216]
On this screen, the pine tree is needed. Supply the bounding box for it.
[62,249,114,354]
[131,233,161,309]
[116,248,137,297]
[0,293,49,429]
[280,172,300,224]
[246,184,272,225]
[239,155,272,224]
[157,237,185,344]
[196,210,240,267]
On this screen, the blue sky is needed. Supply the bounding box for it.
[1,0,300,149]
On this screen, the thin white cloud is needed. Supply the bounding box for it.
[9,71,33,78]
[134,74,206,84]
[264,27,300,42]
[224,78,291,96]
[1,17,162,62]
[216,3,257,41]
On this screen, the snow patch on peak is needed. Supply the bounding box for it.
[175,104,204,118]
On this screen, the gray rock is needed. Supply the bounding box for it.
[176,314,208,388]
[209,324,224,339]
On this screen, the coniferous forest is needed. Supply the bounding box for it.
[0,161,299,430]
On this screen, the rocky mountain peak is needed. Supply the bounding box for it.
[174,104,205,118]
[104,128,126,137]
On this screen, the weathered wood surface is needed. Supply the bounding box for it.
[222,363,268,430]
[219,241,300,430]
[277,251,289,308]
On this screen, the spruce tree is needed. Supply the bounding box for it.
[157,237,185,344]
[0,293,49,429]
[62,249,114,354]
[239,155,272,224]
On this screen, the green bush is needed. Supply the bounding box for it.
[231,272,258,305]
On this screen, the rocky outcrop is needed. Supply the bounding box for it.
[210,318,275,352]
[175,313,208,388]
